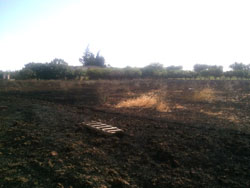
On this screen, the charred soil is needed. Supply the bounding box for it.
[0,79,250,187]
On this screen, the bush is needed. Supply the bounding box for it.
[86,67,142,80]
[16,69,36,80]
[123,67,142,79]
[141,63,165,78]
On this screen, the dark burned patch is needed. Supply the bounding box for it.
[0,85,101,106]
[0,80,250,187]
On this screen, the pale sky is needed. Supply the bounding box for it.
[1,0,250,71]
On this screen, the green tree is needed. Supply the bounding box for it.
[208,65,223,78]
[16,69,36,80]
[229,62,249,71]
[141,63,165,78]
[228,62,250,79]
[124,67,142,79]
[166,65,183,71]
[50,58,68,66]
[95,51,106,67]
[24,63,45,79]
[193,64,209,73]
[194,64,223,79]
[22,59,70,80]
[79,46,106,67]
[49,58,69,79]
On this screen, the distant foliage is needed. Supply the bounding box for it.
[123,67,142,79]
[79,46,106,67]
[227,62,250,79]
[14,59,87,80]
[193,64,223,79]
[19,59,70,80]
[2,58,250,80]
[166,65,183,71]
[86,67,142,80]
[229,62,250,71]
[141,63,165,78]
[17,69,36,80]
[194,64,209,73]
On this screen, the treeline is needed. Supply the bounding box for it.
[1,62,250,80]
[1,46,250,80]
[0,59,86,80]
[85,63,250,80]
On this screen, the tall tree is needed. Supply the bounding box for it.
[95,51,105,67]
[79,46,106,67]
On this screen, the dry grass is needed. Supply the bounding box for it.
[227,115,240,123]
[115,93,157,108]
[115,92,171,112]
[200,109,223,116]
[193,88,215,102]
[174,104,186,109]
[200,109,240,123]
[156,101,171,112]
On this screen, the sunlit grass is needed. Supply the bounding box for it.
[193,88,215,102]
[115,92,170,112]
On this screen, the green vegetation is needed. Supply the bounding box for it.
[1,46,250,80]
[79,46,106,67]
[2,62,250,81]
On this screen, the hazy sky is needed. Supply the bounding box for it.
[1,0,250,71]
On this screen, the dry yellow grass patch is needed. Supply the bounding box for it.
[226,115,240,123]
[200,109,223,116]
[156,101,170,112]
[174,104,186,109]
[200,109,240,123]
[193,88,215,102]
[115,92,170,112]
[115,93,157,108]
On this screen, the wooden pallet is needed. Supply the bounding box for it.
[82,121,123,134]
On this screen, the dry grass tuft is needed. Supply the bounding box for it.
[115,93,157,108]
[200,109,240,123]
[193,88,215,102]
[200,109,223,116]
[175,104,186,109]
[227,115,240,123]
[115,92,170,112]
[156,101,171,112]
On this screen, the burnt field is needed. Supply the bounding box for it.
[0,79,250,187]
